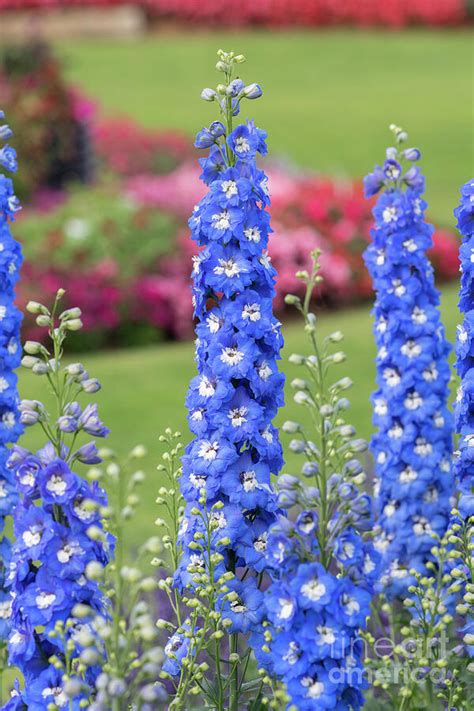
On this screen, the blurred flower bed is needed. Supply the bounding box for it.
[0,0,467,27]
[1,43,460,349]
[17,141,459,348]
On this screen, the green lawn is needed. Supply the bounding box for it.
[17,282,460,549]
[56,29,472,225]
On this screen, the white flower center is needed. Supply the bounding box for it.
[198,441,219,461]
[342,595,360,616]
[42,688,67,707]
[206,313,222,334]
[413,517,432,536]
[404,392,423,410]
[283,641,300,664]
[403,238,417,252]
[278,599,295,621]
[212,210,231,231]
[189,473,207,489]
[214,258,242,278]
[235,137,250,153]
[401,339,421,358]
[0,599,12,619]
[400,466,418,483]
[198,376,215,398]
[46,475,67,497]
[242,303,261,322]
[423,486,439,503]
[423,364,438,381]
[301,579,326,601]
[302,678,324,699]
[383,368,400,387]
[2,411,15,428]
[230,599,248,614]
[412,306,427,324]
[23,529,41,548]
[254,532,267,552]
[258,362,272,381]
[383,206,398,223]
[244,226,261,243]
[414,438,432,456]
[191,408,204,422]
[391,279,405,297]
[240,470,257,491]
[220,347,244,366]
[229,406,248,427]
[221,180,238,199]
[388,423,403,439]
[36,592,56,609]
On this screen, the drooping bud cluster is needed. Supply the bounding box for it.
[0,111,23,641]
[364,126,454,595]
[2,298,114,708]
[176,51,284,639]
[253,257,380,710]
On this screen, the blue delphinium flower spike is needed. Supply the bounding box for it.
[0,112,23,642]
[175,54,284,647]
[454,179,474,520]
[452,179,474,660]
[364,125,454,596]
[2,307,114,706]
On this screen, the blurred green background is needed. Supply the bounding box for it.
[57,30,472,224]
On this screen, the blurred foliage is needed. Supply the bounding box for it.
[0,41,92,199]
[18,182,177,277]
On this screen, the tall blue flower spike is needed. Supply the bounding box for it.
[453,179,474,520]
[0,111,23,641]
[452,179,474,660]
[176,51,285,636]
[2,358,113,707]
[364,125,454,596]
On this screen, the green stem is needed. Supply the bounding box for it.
[229,633,239,711]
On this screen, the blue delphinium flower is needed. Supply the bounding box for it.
[254,256,379,710]
[0,112,23,643]
[2,302,113,706]
[364,125,454,595]
[176,53,284,646]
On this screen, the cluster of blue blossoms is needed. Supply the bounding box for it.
[3,390,112,708]
[0,112,23,643]
[363,128,454,595]
[258,501,379,710]
[454,179,474,520]
[177,83,285,636]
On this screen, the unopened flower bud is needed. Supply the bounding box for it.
[242,82,263,99]
[60,307,82,320]
[24,341,43,355]
[26,300,47,315]
[85,561,104,580]
[63,318,83,331]
[82,378,101,393]
[201,88,216,101]
[35,314,51,327]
